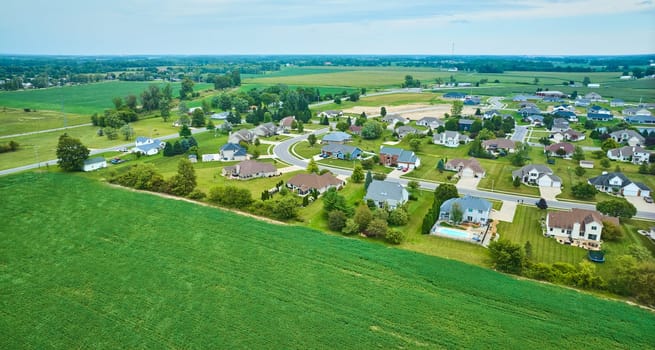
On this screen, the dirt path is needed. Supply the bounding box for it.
[106,183,288,226]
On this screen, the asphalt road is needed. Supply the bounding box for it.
[511,125,529,142]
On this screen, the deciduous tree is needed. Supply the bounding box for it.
[56,134,89,171]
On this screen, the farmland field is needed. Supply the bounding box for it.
[0,108,89,136]
[0,81,213,115]
[1,172,654,348]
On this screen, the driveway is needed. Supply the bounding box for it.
[539,186,561,201]
[625,195,655,213]
[511,125,529,142]
[491,201,517,223]
[457,176,481,190]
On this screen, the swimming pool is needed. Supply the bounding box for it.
[436,227,470,239]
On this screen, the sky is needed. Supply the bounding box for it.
[1,0,654,55]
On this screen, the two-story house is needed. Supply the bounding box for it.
[609,129,645,147]
[439,195,491,225]
[588,172,651,197]
[546,208,619,249]
[511,164,561,188]
[607,146,651,164]
[379,146,421,169]
[432,131,471,148]
[364,180,409,210]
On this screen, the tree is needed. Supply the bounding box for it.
[572,146,585,161]
[322,187,351,215]
[163,142,174,156]
[600,158,611,169]
[385,229,405,245]
[351,165,364,183]
[364,170,373,190]
[328,210,347,231]
[335,121,349,132]
[582,76,591,86]
[104,127,118,140]
[179,77,194,100]
[450,203,463,224]
[111,163,166,192]
[571,183,597,200]
[451,100,463,117]
[206,120,215,130]
[533,77,540,85]
[56,134,89,171]
[444,118,459,131]
[513,175,521,188]
[380,106,387,117]
[167,159,197,196]
[208,186,253,208]
[361,121,383,139]
[596,199,637,220]
[365,218,388,237]
[125,94,138,111]
[307,158,319,174]
[354,205,373,233]
[536,198,548,210]
[179,124,192,137]
[601,220,624,241]
[388,207,409,226]
[574,166,586,176]
[601,138,619,151]
[112,96,123,109]
[334,96,341,104]
[488,239,525,274]
[307,134,317,147]
[160,99,171,122]
[119,124,134,141]
[524,241,533,262]
[218,93,232,111]
[191,109,206,127]
[409,138,421,152]
[436,159,445,173]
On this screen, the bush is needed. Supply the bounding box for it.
[187,189,206,200]
[388,208,409,226]
[328,210,347,231]
[385,229,405,245]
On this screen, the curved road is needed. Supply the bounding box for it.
[274,130,655,221]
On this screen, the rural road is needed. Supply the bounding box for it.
[273,130,655,221]
[0,123,92,139]
[0,127,209,176]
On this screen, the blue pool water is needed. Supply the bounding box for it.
[436,227,471,239]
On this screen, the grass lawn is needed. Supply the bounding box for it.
[0,108,89,136]
[292,140,321,159]
[3,172,654,348]
[0,81,213,115]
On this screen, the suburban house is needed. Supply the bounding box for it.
[607,146,652,164]
[587,106,614,121]
[349,125,362,135]
[219,143,248,161]
[228,129,256,144]
[609,129,645,147]
[622,107,652,117]
[511,164,561,188]
[584,92,603,101]
[364,180,409,210]
[551,118,570,132]
[552,104,575,113]
[512,94,528,102]
[610,99,625,107]
[286,173,344,195]
[382,114,407,126]
[443,92,467,99]
[321,144,362,160]
[551,129,585,142]
[279,116,296,132]
[253,122,278,138]
[524,115,544,126]
[439,195,491,225]
[483,110,499,120]
[545,142,575,158]
[83,157,107,172]
[625,115,655,124]
[575,98,591,107]
[417,117,443,129]
[396,126,419,139]
[319,110,343,118]
[552,110,578,122]
[322,132,352,144]
[132,137,164,155]
[588,172,651,197]
[222,160,278,180]
[482,138,516,154]
[379,146,421,169]
[210,111,230,120]
[518,106,541,117]
[464,96,481,105]
[536,91,566,98]
[433,131,471,147]
[546,208,619,248]
[445,158,486,178]
[458,119,475,131]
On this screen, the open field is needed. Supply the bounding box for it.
[0,108,89,137]
[2,172,654,348]
[0,81,213,115]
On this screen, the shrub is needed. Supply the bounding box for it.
[385,229,405,245]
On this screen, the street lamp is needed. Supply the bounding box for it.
[491,179,494,192]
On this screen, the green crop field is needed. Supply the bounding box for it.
[0,81,213,115]
[1,172,654,348]
[0,108,89,137]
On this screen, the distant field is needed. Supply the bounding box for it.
[1,172,654,348]
[0,81,213,115]
[0,108,89,137]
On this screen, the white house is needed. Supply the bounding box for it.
[609,129,645,147]
[588,172,651,197]
[83,157,107,172]
[219,143,249,161]
[439,196,491,225]
[546,208,619,249]
[433,131,471,147]
[364,180,409,210]
[607,146,651,164]
[132,137,164,155]
[511,164,561,188]
[416,117,444,129]
[445,158,486,178]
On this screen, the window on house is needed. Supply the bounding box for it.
[588,234,597,240]
[591,226,597,230]
[549,228,553,232]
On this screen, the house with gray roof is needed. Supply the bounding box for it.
[381,114,407,126]
[364,180,409,210]
[458,119,475,131]
[222,160,278,180]
[228,129,256,144]
[379,146,421,169]
[445,158,485,178]
[433,131,471,147]
[396,125,419,139]
[588,172,650,197]
[322,131,352,144]
[83,157,107,172]
[519,106,541,117]
[482,138,516,154]
[610,129,645,147]
[607,146,651,164]
[321,144,362,160]
[416,117,443,129]
[625,115,655,124]
[575,98,591,107]
[512,164,561,188]
[439,195,491,225]
[551,118,570,132]
[253,122,278,137]
[132,137,164,156]
[610,99,625,107]
[219,143,248,161]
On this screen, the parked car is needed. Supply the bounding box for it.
[645,196,653,203]
[110,158,125,164]
[402,167,409,172]
[396,165,403,170]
